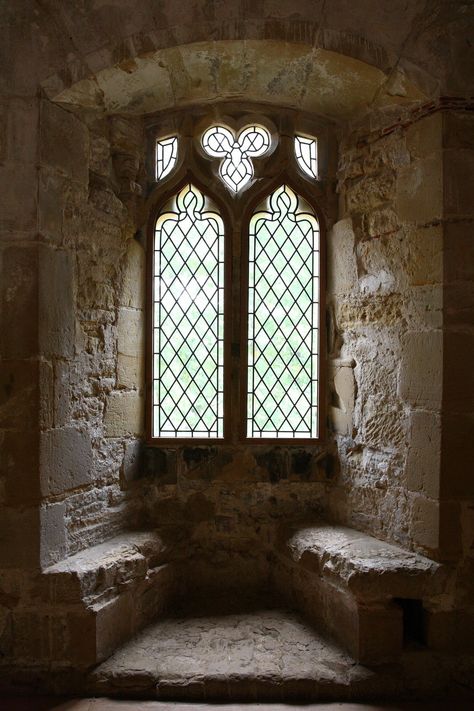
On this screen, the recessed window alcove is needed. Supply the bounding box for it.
[2,22,473,702]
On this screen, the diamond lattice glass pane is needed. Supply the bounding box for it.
[247,185,320,439]
[153,184,224,438]
[156,136,178,181]
[201,124,271,193]
[295,135,318,179]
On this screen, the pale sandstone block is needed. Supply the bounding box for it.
[40,501,66,567]
[104,391,144,437]
[346,170,395,213]
[117,307,144,358]
[398,330,442,409]
[329,361,356,435]
[40,426,93,496]
[327,218,358,294]
[396,151,443,223]
[120,238,146,309]
[117,353,143,389]
[406,410,441,498]
[411,494,439,551]
[405,224,443,286]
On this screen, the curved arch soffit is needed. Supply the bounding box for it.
[45,40,427,123]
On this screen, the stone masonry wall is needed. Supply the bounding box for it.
[36,102,146,563]
[327,109,444,552]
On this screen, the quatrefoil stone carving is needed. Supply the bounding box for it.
[201,125,271,193]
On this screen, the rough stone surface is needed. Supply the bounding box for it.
[89,609,372,700]
[284,524,443,598]
[1,0,474,701]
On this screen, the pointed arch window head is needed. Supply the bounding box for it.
[247,185,320,439]
[156,136,178,181]
[202,125,271,193]
[152,184,225,439]
[148,116,325,444]
[295,135,318,179]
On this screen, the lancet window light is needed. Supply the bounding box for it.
[150,123,321,441]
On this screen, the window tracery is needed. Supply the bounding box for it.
[156,136,178,181]
[295,135,318,179]
[148,115,322,443]
[201,124,271,192]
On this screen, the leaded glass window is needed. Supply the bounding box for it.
[247,185,320,439]
[152,184,225,438]
[156,136,178,181]
[149,119,324,443]
[295,135,318,179]
[201,124,271,192]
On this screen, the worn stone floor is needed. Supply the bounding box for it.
[88,609,369,700]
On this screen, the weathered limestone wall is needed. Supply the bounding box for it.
[324,103,474,650]
[0,99,147,571]
[1,0,473,686]
[132,444,335,595]
[37,104,147,561]
[327,109,444,554]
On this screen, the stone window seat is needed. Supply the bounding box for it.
[40,531,174,667]
[273,523,445,664]
[35,524,445,673]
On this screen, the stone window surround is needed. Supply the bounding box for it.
[143,104,337,447]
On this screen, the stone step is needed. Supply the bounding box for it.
[86,608,445,702]
[87,608,370,700]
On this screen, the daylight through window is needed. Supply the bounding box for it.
[150,123,321,442]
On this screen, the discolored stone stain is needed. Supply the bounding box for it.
[183,447,218,468]
[255,448,287,483]
[291,450,312,478]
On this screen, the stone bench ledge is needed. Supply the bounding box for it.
[282,524,444,599]
[43,531,167,604]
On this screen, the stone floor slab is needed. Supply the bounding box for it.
[88,609,375,700]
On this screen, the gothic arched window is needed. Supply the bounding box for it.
[147,118,323,443]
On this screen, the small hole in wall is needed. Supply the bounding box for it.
[394,598,426,648]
